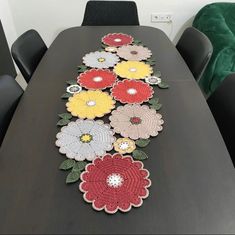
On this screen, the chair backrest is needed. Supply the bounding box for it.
[82,1,139,26]
[207,73,235,166]
[11,29,47,83]
[176,27,213,81]
[0,75,23,146]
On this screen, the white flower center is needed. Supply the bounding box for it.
[106,173,124,188]
[114,38,122,42]
[86,100,96,106]
[127,88,137,95]
[93,76,103,82]
[119,142,130,150]
[129,67,137,72]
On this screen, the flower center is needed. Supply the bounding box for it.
[148,76,161,84]
[114,38,122,42]
[93,76,103,82]
[127,88,137,95]
[129,67,137,72]
[80,133,93,143]
[119,141,130,150]
[106,173,124,188]
[98,57,106,62]
[130,116,142,125]
[69,86,80,92]
[86,100,96,106]
[130,50,138,55]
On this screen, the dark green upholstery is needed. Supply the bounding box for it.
[193,3,235,96]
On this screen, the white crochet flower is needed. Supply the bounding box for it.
[56,119,115,161]
[83,51,120,69]
[66,85,82,94]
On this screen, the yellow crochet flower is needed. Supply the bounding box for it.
[66,90,115,119]
[113,138,136,154]
[114,61,153,79]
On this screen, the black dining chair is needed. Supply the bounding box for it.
[176,27,213,81]
[0,75,23,146]
[207,73,235,166]
[82,1,139,26]
[11,29,47,83]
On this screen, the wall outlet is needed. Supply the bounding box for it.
[151,13,172,23]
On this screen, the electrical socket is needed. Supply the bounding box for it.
[151,13,172,23]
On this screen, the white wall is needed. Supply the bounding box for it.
[0,0,17,46]
[6,0,235,46]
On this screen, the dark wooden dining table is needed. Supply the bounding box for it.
[1,26,235,234]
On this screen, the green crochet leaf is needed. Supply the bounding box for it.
[66,171,81,184]
[73,162,87,172]
[135,139,150,148]
[150,103,162,111]
[66,80,77,85]
[77,65,88,73]
[154,70,162,77]
[58,113,72,120]
[133,39,143,45]
[148,97,159,105]
[133,150,149,160]
[57,119,70,126]
[158,81,169,89]
[61,93,73,99]
[146,58,156,66]
[101,44,107,48]
[59,159,75,170]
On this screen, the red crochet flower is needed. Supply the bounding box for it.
[111,79,154,104]
[102,33,133,47]
[78,69,117,90]
[79,153,151,214]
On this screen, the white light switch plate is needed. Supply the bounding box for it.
[151,13,172,23]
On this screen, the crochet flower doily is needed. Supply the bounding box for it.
[117,45,152,61]
[56,120,115,161]
[111,79,154,104]
[145,76,162,85]
[79,153,151,214]
[66,90,115,119]
[66,84,82,94]
[102,33,133,47]
[83,51,119,69]
[113,138,136,154]
[114,61,153,79]
[109,104,164,140]
[78,69,117,90]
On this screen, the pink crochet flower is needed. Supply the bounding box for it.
[109,104,164,140]
[117,45,152,61]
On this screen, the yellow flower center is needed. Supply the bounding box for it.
[98,57,106,62]
[80,133,93,143]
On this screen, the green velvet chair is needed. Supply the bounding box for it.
[193,3,235,96]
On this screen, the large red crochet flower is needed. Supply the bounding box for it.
[111,79,154,104]
[102,33,133,47]
[78,69,117,90]
[79,153,151,214]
